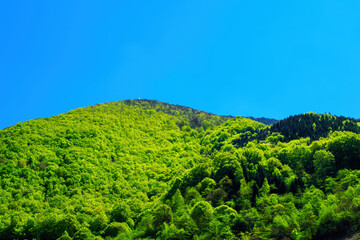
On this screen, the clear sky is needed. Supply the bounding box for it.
[1,1,360,129]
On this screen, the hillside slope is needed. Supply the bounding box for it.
[0,100,229,240]
[158,117,360,240]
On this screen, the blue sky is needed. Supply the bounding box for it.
[1,1,360,129]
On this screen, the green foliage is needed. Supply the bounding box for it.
[201,116,265,150]
[73,227,96,240]
[259,178,270,197]
[111,203,131,223]
[196,177,216,196]
[313,150,335,185]
[57,231,72,240]
[213,205,237,225]
[123,99,230,131]
[327,131,360,169]
[180,162,212,192]
[268,112,360,142]
[152,204,173,229]
[103,222,130,237]
[171,189,185,213]
[156,223,187,240]
[0,100,212,239]
[0,100,359,239]
[190,201,213,230]
[213,152,243,186]
[89,214,108,233]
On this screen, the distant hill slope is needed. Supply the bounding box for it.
[247,116,278,125]
[268,112,360,142]
[230,112,360,147]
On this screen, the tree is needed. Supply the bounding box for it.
[56,231,72,240]
[72,228,96,240]
[89,214,108,233]
[313,150,335,185]
[328,132,360,169]
[152,204,173,229]
[213,205,237,225]
[191,201,213,230]
[270,215,291,239]
[213,152,243,186]
[111,203,132,223]
[104,222,130,237]
[56,215,81,238]
[171,189,185,213]
[259,178,270,197]
[237,179,253,210]
[196,177,216,196]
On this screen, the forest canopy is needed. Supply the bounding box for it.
[0,100,359,240]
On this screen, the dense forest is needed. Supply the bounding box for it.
[1,100,360,240]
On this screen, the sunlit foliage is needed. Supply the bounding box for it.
[0,100,359,239]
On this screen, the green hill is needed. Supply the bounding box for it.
[247,117,278,125]
[231,113,360,147]
[267,112,360,142]
[1,101,360,240]
[0,100,228,240]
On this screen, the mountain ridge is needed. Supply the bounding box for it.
[4,99,359,130]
